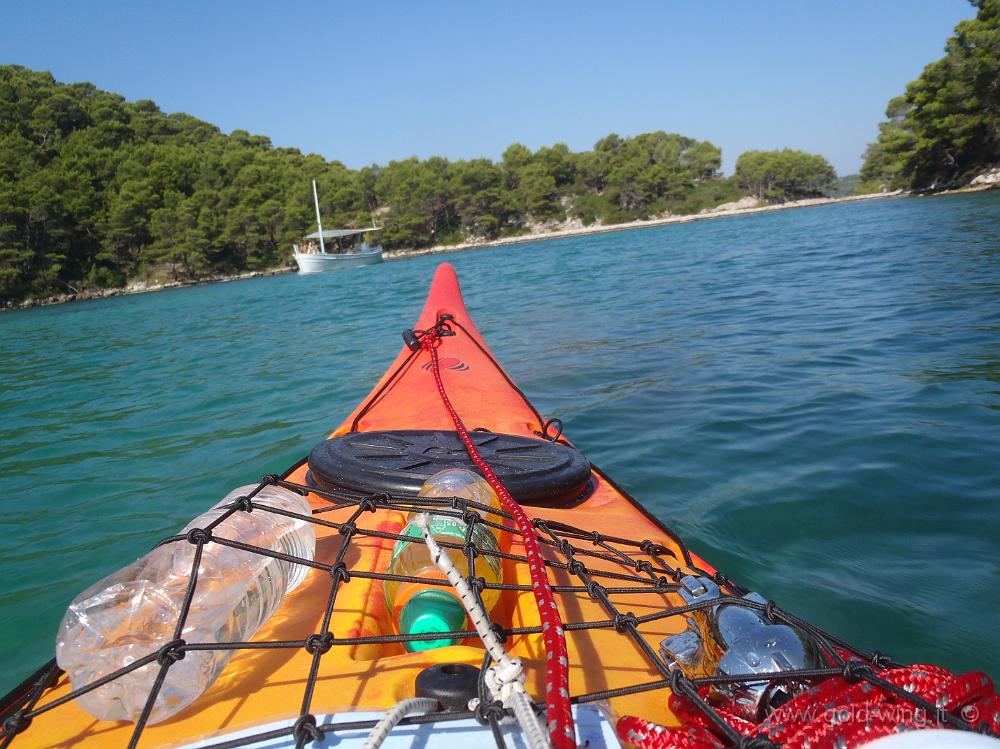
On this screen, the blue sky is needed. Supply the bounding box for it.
[2,1,976,176]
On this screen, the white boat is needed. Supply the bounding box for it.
[293,231,383,273]
[293,181,383,274]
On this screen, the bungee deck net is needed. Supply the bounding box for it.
[2,470,997,749]
[2,314,998,749]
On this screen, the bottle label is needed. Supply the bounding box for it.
[391,514,502,579]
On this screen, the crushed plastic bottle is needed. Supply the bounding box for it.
[384,468,508,651]
[55,483,316,723]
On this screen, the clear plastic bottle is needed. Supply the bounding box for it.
[55,484,316,724]
[384,468,508,651]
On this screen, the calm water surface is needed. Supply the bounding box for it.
[1,193,999,691]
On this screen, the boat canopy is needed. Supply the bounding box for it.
[304,227,381,240]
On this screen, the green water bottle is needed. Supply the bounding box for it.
[384,468,507,651]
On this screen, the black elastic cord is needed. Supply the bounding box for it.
[10,454,986,749]
[349,346,422,432]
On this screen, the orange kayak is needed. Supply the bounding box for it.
[3,263,994,749]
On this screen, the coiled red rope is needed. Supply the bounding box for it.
[421,329,575,749]
[616,662,1000,749]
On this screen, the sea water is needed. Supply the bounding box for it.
[1,191,998,692]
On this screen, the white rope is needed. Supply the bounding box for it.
[361,696,440,749]
[414,512,551,749]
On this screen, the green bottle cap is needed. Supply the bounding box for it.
[400,590,468,652]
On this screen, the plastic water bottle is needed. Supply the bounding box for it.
[55,484,316,724]
[384,468,508,651]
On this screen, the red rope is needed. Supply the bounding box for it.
[420,332,576,748]
[618,662,998,749]
[616,716,722,749]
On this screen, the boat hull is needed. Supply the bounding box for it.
[293,248,382,273]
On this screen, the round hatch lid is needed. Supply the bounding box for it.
[307,430,591,505]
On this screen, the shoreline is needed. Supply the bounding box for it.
[5,180,997,313]
[385,170,998,260]
[2,267,297,312]
[383,191,900,260]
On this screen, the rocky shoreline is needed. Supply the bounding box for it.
[5,173,998,313]
[383,191,899,260]
[2,267,296,312]
[384,168,999,260]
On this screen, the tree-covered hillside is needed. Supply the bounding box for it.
[0,65,836,304]
[860,0,1000,191]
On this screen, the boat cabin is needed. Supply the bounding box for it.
[295,228,381,256]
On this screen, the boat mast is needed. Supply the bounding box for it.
[312,179,326,254]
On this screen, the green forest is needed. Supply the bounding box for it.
[860,0,1000,191]
[0,65,839,304]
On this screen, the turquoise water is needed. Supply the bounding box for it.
[1,193,999,693]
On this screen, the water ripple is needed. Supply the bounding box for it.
[1,193,999,689]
